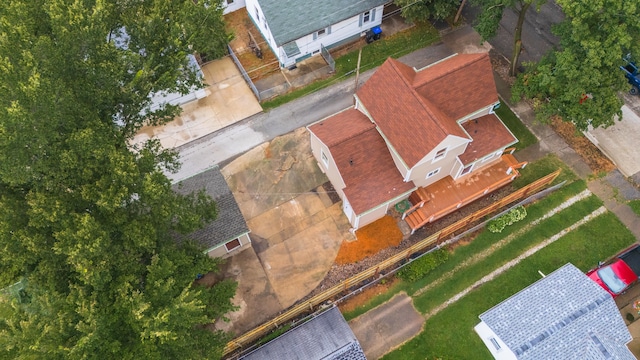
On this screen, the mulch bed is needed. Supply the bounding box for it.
[335,215,403,265]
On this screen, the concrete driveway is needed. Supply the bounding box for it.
[215,128,354,335]
[585,95,640,178]
[132,57,262,149]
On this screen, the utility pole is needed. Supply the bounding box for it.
[354,48,362,91]
[454,0,467,24]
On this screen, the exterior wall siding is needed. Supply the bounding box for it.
[206,233,252,259]
[249,4,383,67]
[222,0,246,14]
[410,136,469,187]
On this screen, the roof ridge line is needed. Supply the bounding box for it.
[415,53,488,86]
[328,120,376,147]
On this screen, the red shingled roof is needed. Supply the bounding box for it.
[414,53,498,121]
[333,128,415,215]
[458,113,517,165]
[356,53,499,168]
[308,108,375,147]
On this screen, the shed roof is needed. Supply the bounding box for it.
[479,263,634,360]
[173,166,249,251]
[240,307,366,360]
[258,0,388,46]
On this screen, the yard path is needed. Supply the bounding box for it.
[424,206,607,320]
[414,189,593,297]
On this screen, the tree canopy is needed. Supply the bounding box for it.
[0,0,236,358]
[513,0,640,130]
[472,0,547,76]
[394,0,460,23]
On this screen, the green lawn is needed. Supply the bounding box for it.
[496,101,537,150]
[382,212,635,360]
[261,23,439,110]
[338,155,636,359]
[629,199,640,217]
[512,153,578,188]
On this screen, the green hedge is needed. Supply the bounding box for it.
[487,206,527,233]
[397,249,449,282]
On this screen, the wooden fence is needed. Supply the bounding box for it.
[222,169,561,358]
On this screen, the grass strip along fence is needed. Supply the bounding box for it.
[222,169,561,358]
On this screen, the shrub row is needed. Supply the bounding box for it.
[397,248,449,282]
[487,206,527,233]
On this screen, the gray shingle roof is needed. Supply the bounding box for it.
[173,166,249,251]
[479,263,634,360]
[240,307,367,360]
[258,0,388,46]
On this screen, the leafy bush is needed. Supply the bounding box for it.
[487,206,527,233]
[398,249,449,282]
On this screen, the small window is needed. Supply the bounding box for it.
[490,338,501,351]
[482,153,494,162]
[316,28,326,37]
[363,10,371,23]
[427,168,440,179]
[321,150,329,166]
[312,50,320,55]
[434,148,447,161]
[461,164,473,176]
[226,0,234,4]
[255,7,260,21]
[225,239,241,252]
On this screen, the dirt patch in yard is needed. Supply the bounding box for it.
[338,277,399,314]
[549,116,616,174]
[335,216,403,264]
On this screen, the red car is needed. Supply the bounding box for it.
[587,244,640,298]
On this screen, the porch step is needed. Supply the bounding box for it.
[405,210,427,230]
[409,187,429,205]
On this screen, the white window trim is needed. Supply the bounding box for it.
[481,153,494,162]
[427,168,440,179]
[316,28,327,38]
[321,150,329,167]
[432,148,448,163]
[363,10,371,23]
[224,238,241,252]
[460,163,473,177]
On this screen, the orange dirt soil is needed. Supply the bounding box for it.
[337,277,399,314]
[335,215,403,265]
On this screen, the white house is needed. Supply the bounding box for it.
[244,0,388,68]
[475,263,635,360]
[222,0,246,15]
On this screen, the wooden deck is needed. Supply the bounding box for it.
[405,154,526,232]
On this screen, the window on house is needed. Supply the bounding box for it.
[482,153,494,162]
[226,0,234,4]
[363,10,371,23]
[433,148,447,161]
[321,150,329,167]
[255,7,260,21]
[225,239,241,252]
[316,28,326,38]
[490,338,501,351]
[426,168,440,179]
[460,164,473,176]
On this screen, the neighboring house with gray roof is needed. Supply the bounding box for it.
[245,0,388,67]
[475,263,635,360]
[173,166,251,259]
[240,306,366,360]
[222,0,246,14]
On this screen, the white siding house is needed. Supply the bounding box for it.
[222,0,246,14]
[245,0,388,68]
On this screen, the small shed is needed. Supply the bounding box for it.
[173,166,251,258]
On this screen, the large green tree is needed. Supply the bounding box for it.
[394,0,460,24]
[472,0,547,76]
[513,0,640,130]
[0,0,236,358]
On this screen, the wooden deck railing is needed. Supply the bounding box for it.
[222,169,561,358]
